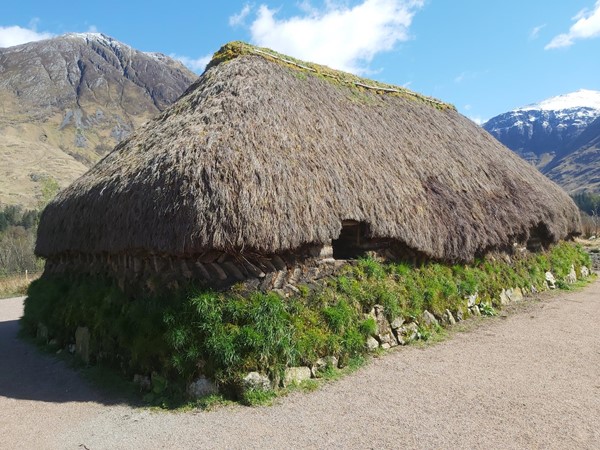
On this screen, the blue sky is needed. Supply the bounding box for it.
[2,0,600,122]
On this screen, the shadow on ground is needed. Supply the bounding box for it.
[0,309,132,405]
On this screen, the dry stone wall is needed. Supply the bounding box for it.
[43,243,350,294]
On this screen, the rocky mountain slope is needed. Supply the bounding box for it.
[483,90,600,193]
[0,33,197,207]
[543,116,600,193]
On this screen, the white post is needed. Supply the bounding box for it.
[25,270,28,282]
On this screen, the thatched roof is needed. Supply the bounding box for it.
[36,42,581,262]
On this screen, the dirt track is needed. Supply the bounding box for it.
[1,281,599,449]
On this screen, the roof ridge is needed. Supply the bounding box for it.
[206,41,455,111]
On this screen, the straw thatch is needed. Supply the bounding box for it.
[36,42,581,263]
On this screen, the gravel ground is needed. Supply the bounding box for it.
[1,280,599,450]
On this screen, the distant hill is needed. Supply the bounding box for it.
[0,33,198,207]
[483,90,600,193]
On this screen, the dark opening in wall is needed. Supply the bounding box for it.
[527,222,552,252]
[332,220,369,260]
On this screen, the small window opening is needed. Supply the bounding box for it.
[332,220,369,260]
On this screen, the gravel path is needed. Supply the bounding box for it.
[1,281,599,450]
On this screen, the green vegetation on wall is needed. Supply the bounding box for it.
[21,242,592,401]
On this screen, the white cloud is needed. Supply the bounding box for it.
[171,53,213,73]
[0,24,53,48]
[469,116,484,126]
[246,0,425,74]
[87,24,98,33]
[546,0,600,49]
[529,24,546,40]
[230,4,253,27]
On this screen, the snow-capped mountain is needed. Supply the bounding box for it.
[483,90,600,169]
[517,89,600,112]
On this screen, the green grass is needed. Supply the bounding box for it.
[21,241,593,407]
[240,388,278,407]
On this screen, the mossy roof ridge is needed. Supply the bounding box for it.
[206,41,455,111]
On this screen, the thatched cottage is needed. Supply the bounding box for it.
[36,42,581,292]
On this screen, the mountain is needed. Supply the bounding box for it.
[543,116,600,193]
[0,33,198,207]
[483,90,600,169]
[483,89,600,194]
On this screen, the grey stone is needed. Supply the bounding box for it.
[390,317,404,330]
[566,264,577,284]
[545,271,556,289]
[284,284,300,295]
[312,356,339,377]
[499,289,511,305]
[369,305,398,347]
[316,355,339,370]
[467,293,478,308]
[283,367,312,387]
[581,266,590,278]
[508,287,524,303]
[501,287,524,305]
[366,336,379,351]
[273,270,287,288]
[242,372,271,392]
[75,326,90,363]
[470,305,481,316]
[531,284,538,294]
[396,322,419,345]
[456,309,464,321]
[187,376,219,398]
[421,310,439,327]
[443,309,456,326]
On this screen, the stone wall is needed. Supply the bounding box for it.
[588,248,600,271]
[43,243,352,294]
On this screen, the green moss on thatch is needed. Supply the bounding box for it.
[206,41,455,111]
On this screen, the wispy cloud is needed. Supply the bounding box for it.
[0,21,53,48]
[239,0,424,75]
[454,72,467,83]
[529,24,546,40]
[469,116,484,126]
[171,53,213,73]
[229,3,253,27]
[546,0,600,49]
[454,70,487,84]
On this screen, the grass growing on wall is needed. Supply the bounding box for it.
[21,242,593,403]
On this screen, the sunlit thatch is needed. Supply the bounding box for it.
[36,42,581,263]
